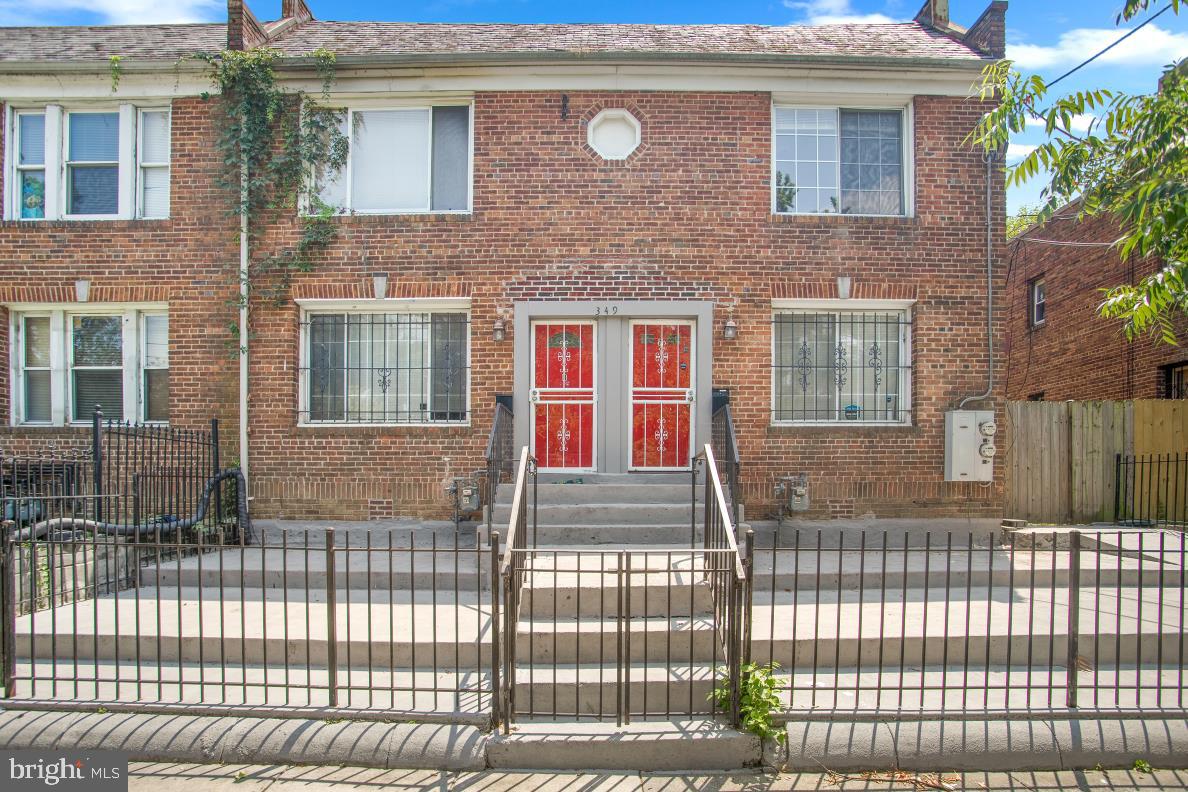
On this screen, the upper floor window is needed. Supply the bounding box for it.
[773,107,906,217]
[1164,363,1188,399]
[315,104,471,215]
[9,307,169,426]
[1030,278,1047,326]
[6,105,170,221]
[772,306,912,424]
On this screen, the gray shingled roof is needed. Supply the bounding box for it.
[0,23,225,63]
[0,19,989,66]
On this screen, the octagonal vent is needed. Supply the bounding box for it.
[587,109,641,161]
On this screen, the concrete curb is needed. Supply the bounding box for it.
[0,710,487,770]
[769,717,1188,771]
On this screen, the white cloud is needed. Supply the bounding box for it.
[1008,25,1188,71]
[1025,113,1097,134]
[0,0,222,25]
[1006,143,1037,162]
[784,0,900,25]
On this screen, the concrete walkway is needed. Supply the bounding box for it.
[126,762,1188,791]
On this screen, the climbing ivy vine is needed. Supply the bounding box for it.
[194,46,348,350]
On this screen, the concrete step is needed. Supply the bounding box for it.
[487,718,759,770]
[16,586,492,668]
[12,659,492,718]
[516,616,721,663]
[750,583,1188,667]
[496,482,701,506]
[140,547,484,591]
[534,473,692,485]
[491,503,697,526]
[510,663,721,719]
[748,547,1186,591]
[488,524,702,546]
[772,664,1188,713]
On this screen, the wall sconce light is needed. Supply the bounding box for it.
[372,272,388,301]
[75,279,91,302]
[723,318,739,340]
[492,319,507,343]
[837,275,852,300]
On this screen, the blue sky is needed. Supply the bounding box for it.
[1,0,1185,214]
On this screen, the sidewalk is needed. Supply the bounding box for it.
[128,762,1188,791]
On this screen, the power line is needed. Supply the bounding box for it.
[1046,3,1175,88]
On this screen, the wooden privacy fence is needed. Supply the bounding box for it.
[1004,400,1188,525]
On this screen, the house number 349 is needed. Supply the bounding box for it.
[593,306,619,316]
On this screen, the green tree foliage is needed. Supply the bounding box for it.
[194,47,348,349]
[1007,203,1042,239]
[971,1,1187,343]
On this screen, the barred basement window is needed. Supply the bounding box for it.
[772,310,911,423]
[301,312,469,424]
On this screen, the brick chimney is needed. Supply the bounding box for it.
[963,1,1008,60]
[914,0,951,30]
[227,0,268,51]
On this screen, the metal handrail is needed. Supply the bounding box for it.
[499,446,534,577]
[712,404,742,526]
[483,404,514,536]
[701,444,746,581]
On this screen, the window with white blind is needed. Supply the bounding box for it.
[314,105,471,214]
[773,106,908,216]
[5,105,171,220]
[138,110,171,219]
[8,307,168,426]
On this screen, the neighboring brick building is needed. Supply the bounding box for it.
[0,0,1008,520]
[1005,206,1188,402]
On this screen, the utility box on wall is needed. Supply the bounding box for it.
[944,410,997,482]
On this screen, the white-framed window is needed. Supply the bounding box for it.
[772,303,912,424]
[14,111,47,220]
[773,106,908,216]
[314,103,472,215]
[8,306,169,426]
[5,104,171,221]
[1030,279,1046,326]
[65,111,120,217]
[137,109,171,219]
[298,304,470,425]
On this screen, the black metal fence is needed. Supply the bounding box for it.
[0,526,493,721]
[1116,453,1187,529]
[750,528,1187,717]
[2,410,242,546]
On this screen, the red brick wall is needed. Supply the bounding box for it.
[1,90,1006,520]
[1005,211,1188,402]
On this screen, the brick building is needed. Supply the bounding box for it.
[0,0,1008,520]
[1005,206,1188,402]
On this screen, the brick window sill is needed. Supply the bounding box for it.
[326,212,475,227]
[767,422,919,437]
[0,218,173,230]
[769,213,918,227]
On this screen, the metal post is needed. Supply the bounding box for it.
[1114,453,1122,523]
[324,528,338,708]
[1,534,15,697]
[490,531,501,729]
[92,407,103,524]
[690,457,698,548]
[743,528,754,666]
[1065,530,1080,709]
[211,418,223,539]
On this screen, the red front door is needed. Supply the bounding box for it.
[531,321,596,470]
[630,321,694,470]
